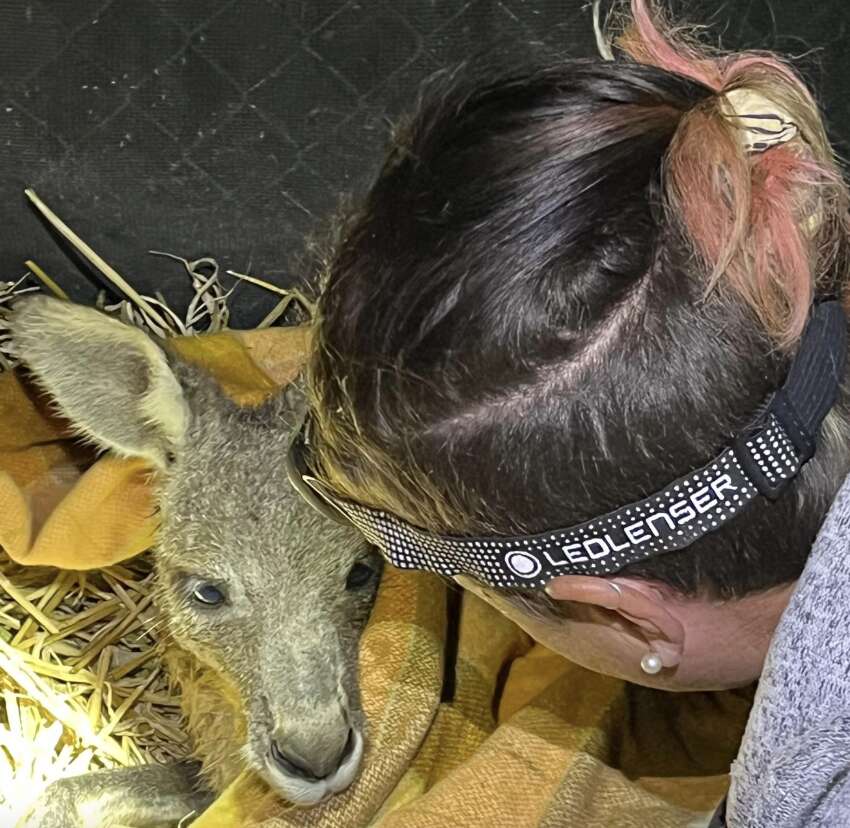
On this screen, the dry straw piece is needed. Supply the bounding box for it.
[0,189,312,822]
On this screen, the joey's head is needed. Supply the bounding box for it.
[10,296,381,806]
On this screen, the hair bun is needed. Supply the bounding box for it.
[600,0,849,347]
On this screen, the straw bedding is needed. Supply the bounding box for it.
[0,556,188,824]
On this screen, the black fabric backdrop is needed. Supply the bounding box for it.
[1,0,848,326]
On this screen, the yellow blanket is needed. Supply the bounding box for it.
[0,326,752,827]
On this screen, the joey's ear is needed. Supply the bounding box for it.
[9,295,188,470]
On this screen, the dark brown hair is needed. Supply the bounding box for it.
[308,1,850,599]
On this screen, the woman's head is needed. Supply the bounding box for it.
[307,1,850,688]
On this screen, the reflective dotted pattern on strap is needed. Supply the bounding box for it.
[324,415,803,589]
[747,422,798,489]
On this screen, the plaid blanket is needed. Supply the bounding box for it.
[0,325,752,827]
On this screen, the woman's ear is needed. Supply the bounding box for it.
[9,295,189,470]
[546,575,686,668]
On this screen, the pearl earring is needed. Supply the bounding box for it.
[640,652,663,675]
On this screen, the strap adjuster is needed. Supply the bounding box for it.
[732,413,801,501]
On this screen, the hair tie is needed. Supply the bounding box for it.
[720,88,799,153]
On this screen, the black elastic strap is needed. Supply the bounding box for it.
[736,300,846,498]
[774,299,847,454]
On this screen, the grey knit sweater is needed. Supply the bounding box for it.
[724,472,850,826]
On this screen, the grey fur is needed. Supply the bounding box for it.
[11,296,380,827]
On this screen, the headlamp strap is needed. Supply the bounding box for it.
[293,300,847,588]
[735,299,846,499]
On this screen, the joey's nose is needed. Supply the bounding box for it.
[270,728,356,781]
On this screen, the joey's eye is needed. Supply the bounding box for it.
[346,562,376,591]
[191,583,226,606]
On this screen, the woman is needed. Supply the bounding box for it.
[297,1,850,823]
